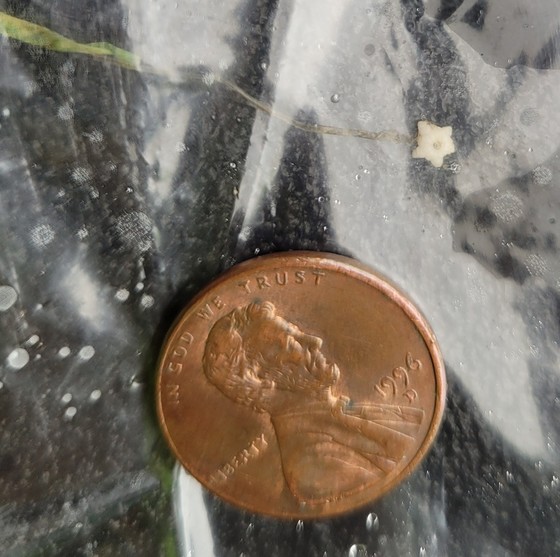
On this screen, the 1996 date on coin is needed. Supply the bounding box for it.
[156,252,446,518]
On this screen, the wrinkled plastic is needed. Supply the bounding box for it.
[1,0,560,555]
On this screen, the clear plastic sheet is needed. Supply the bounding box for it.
[1,0,560,555]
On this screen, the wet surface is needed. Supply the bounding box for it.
[1,0,560,555]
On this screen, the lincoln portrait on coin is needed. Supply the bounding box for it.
[203,301,423,505]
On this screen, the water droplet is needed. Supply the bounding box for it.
[7,348,29,370]
[348,544,368,557]
[506,471,515,484]
[202,71,215,86]
[90,389,102,401]
[366,512,379,531]
[419,547,426,557]
[58,346,71,358]
[229,162,237,169]
[296,520,304,533]
[115,211,153,254]
[532,166,552,185]
[2,108,10,117]
[30,223,55,248]
[490,192,524,223]
[64,406,77,420]
[87,129,104,144]
[0,285,17,311]
[78,346,95,360]
[135,282,144,292]
[317,196,325,202]
[71,166,92,185]
[115,288,130,302]
[57,104,74,121]
[330,93,340,103]
[27,334,40,346]
[130,377,143,389]
[525,254,547,277]
[77,227,88,240]
[246,523,254,535]
[61,393,72,404]
[140,294,154,309]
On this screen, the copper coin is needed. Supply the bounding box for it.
[156,252,446,518]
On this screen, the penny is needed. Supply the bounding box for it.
[156,252,446,518]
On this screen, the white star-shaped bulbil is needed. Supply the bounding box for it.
[412,120,456,168]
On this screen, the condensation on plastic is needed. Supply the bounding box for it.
[1,0,560,555]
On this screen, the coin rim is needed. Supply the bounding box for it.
[156,251,446,518]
